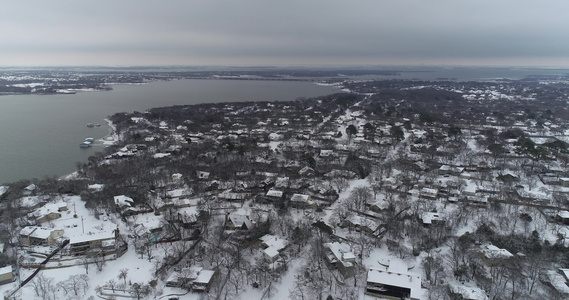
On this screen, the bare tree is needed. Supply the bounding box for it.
[31,273,57,300]
[106,278,118,293]
[59,274,89,297]
[129,282,150,300]
[348,186,372,211]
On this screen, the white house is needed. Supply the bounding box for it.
[366,259,423,300]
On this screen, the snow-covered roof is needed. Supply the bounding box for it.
[325,242,355,264]
[422,212,444,224]
[481,244,513,259]
[266,189,283,198]
[87,184,104,191]
[290,194,311,202]
[32,201,67,219]
[114,195,134,207]
[559,268,569,281]
[166,188,190,198]
[0,265,12,275]
[194,269,215,284]
[557,210,569,219]
[0,186,8,197]
[275,177,289,188]
[69,231,115,245]
[198,171,210,179]
[25,184,37,191]
[263,247,280,259]
[260,234,288,251]
[448,281,488,300]
[367,266,422,299]
[228,214,253,229]
[153,153,171,159]
[19,196,46,208]
[20,226,58,239]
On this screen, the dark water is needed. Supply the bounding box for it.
[356,66,569,81]
[0,79,338,184]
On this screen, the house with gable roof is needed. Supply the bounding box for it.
[259,234,288,262]
[556,210,569,225]
[165,266,216,291]
[480,244,514,266]
[20,226,64,246]
[225,213,254,230]
[31,201,68,224]
[324,242,356,276]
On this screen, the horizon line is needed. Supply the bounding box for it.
[1,64,569,70]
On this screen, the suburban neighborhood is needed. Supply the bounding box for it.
[2,76,569,299]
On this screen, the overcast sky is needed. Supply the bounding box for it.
[1,1,568,67]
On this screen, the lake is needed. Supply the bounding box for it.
[0,79,339,184]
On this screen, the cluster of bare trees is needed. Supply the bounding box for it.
[31,273,89,300]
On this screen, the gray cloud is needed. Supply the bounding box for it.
[1,0,568,66]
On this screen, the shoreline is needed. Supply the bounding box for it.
[60,119,118,181]
[101,118,119,146]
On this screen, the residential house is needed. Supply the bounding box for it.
[448,281,488,300]
[172,173,183,184]
[319,149,334,159]
[369,200,389,213]
[114,195,134,210]
[265,189,284,202]
[289,194,314,208]
[197,171,210,180]
[68,230,117,256]
[192,269,216,292]
[23,184,37,195]
[480,244,514,266]
[31,201,69,224]
[166,266,216,292]
[177,206,199,227]
[298,166,315,177]
[0,266,13,285]
[87,184,104,192]
[421,212,445,226]
[343,215,378,234]
[365,259,423,300]
[114,195,151,216]
[20,226,64,246]
[324,242,356,277]
[259,234,288,263]
[218,189,249,201]
[225,213,254,230]
[439,165,465,176]
[560,177,569,188]
[556,211,569,225]
[419,187,438,199]
[274,177,290,189]
[559,268,569,283]
[465,195,488,207]
[166,188,192,200]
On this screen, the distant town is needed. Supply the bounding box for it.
[3,71,569,299]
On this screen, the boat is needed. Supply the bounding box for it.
[79,141,92,148]
[87,123,95,128]
[85,137,94,143]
